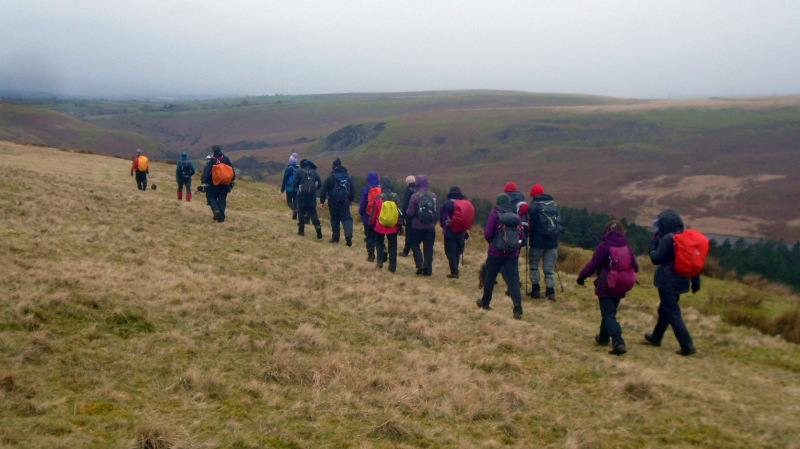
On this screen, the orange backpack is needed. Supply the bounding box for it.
[366,186,382,216]
[136,156,149,172]
[211,158,234,186]
[673,229,709,277]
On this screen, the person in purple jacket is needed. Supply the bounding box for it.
[406,174,438,276]
[476,194,523,319]
[577,220,640,355]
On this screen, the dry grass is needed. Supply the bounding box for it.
[2,142,800,448]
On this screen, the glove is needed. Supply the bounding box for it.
[576,278,585,286]
[130,171,134,176]
[464,231,469,240]
[230,181,235,188]
[398,225,404,236]
[692,284,700,294]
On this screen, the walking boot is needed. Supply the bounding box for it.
[315,226,323,239]
[178,190,183,200]
[676,345,697,356]
[644,333,661,347]
[213,210,220,222]
[292,211,297,220]
[297,223,304,236]
[186,192,192,202]
[609,343,627,355]
[545,288,556,301]
[527,285,541,299]
[345,236,353,247]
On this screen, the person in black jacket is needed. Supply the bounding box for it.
[400,175,416,257]
[201,145,235,222]
[645,209,700,356]
[292,158,323,238]
[318,158,355,246]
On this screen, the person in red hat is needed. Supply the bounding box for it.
[527,184,562,300]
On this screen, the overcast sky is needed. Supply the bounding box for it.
[2,0,799,100]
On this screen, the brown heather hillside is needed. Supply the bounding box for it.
[83,92,800,242]
[2,141,800,448]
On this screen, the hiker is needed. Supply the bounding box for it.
[505,182,530,244]
[130,149,149,191]
[175,152,195,201]
[369,177,403,272]
[577,220,639,355]
[400,175,416,257]
[439,186,469,279]
[292,158,323,238]
[280,152,299,219]
[201,145,235,222]
[527,184,562,300]
[406,174,438,276]
[476,194,524,319]
[644,209,700,356]
[358,172,381,261]
[318,158,355,246]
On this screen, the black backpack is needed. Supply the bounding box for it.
[298,168,317,194]
[534,200,563,238]
[491,209,523,252]
[330,171,350,202]
[180,161,193,178]
[417,193,437,225]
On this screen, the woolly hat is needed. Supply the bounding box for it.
[530,184,544,197]
[333,157,342,167]
[289,153,298,165]
[496,193,511,207]
[405,175,415,185]
[504,182,517,193]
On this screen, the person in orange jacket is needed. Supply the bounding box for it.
[130,149,149,191]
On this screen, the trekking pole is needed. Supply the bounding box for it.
[555,263,564,292]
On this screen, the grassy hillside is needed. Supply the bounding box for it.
[2,142,799,448]
[0,103,162,157]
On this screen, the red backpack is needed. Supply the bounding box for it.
[448,199,475,233]
[366,187,382,216]
[672,230,709,277]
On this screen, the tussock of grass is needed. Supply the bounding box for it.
[2,142,800,448]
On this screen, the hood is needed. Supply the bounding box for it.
[447,186,464,200]
[415,175,429,191]
[533,193,553,202]
[367,172,380,188]
[300,158,317,170]
[657,209,684,235]
[603,230,629,247]
[507,191,525,205]
[332,165,348,174]
[180,153,189,161]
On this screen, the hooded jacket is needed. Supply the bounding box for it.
[318,165,355,205]
[439,187,465,238]
[359,172,381,224]
[201,148,235,191]
[176,154,195,181]
[649,209,701,294]
[406,175,438,230]
[281,161,299,193]
[292,159,322,208]
[578,230,640,299]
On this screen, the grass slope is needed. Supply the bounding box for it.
[2,142,800,449]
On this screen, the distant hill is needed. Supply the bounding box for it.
[3,91,800,241]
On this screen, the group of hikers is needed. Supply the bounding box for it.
[132,147,704,357]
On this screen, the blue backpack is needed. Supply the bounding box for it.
[331,171,350,202]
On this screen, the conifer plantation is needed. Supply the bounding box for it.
[2,142,799,448]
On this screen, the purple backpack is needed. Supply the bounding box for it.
[606,245,636,294]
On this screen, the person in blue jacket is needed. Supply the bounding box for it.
[175,153,195,201]
[280,152,299,219]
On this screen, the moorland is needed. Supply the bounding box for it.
[1,142,799,448]
[3,91,800,242]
